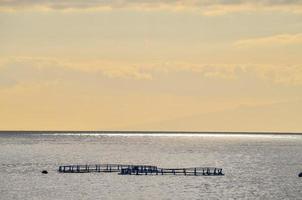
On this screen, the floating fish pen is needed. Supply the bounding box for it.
[58,164,157,174]
[58,164,224,176]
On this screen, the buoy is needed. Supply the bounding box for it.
[299,172,302,177]
[41,170,48,174]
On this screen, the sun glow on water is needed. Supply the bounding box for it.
[47,132,301,139]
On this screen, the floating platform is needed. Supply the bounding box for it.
[58,164,157,173]
[58,164,224,176]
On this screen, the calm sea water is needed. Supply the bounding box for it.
[0,132,302,200]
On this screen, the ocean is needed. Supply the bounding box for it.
[0,132,302,200]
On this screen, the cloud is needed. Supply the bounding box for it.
[1,57,302,91]
[144,61,302,85]
[149,62,240,80]
[0,57,153,85]
[235,33,302,47]
[251,65,302,86]
[0,57,66,89]
[1,0,302,15]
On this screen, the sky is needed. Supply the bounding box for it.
[0,0,302,132]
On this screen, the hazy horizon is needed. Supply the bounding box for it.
[0,130,301,135]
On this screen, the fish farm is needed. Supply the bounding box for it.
[58,164,224,176]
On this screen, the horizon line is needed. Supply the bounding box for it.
[0,130,301,135]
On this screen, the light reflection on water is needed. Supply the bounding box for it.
[0,132,302,200]
[47,132,301,139]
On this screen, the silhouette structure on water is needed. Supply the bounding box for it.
[58,164,224,176]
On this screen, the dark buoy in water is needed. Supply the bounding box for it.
[299,172,302,177]
[41,170,48,174]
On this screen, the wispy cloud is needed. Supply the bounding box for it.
[1,57,302,88]
[1,0,302,15]
[0,57,153,83]
[160,62,302,85]
[235,33,302,47]
[252,65,302,86]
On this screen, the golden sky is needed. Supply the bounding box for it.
[0,0,302,132]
